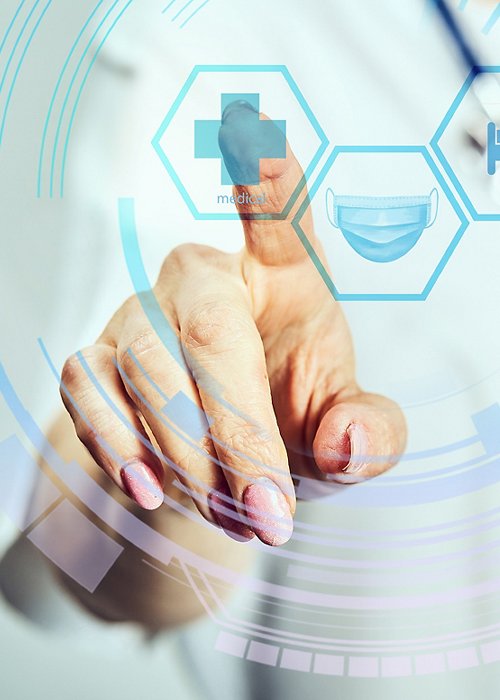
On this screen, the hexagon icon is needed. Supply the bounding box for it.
[431,66,500,221]
[292,146,468,302]
[152,65,328,220]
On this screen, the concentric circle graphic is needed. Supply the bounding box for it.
[1,0,500,690]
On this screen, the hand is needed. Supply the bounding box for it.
[60,102,406,547]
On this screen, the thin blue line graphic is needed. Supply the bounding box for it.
[482,3,500,34]
[457,0,469,10]
[126,350,170,404]
[118,199,279,465]
[162,0,177,12]
[292,144,468,301]
[119,349,293,482]
[118,197,298,440]
[48,0,121,197]
[119,197,236,404]
[172,0,195,21]
[118,198,187,369]
[119,198,480,465]
[0,0,27,59]
[180,0,210,28]
[37,0,104,197]
[23,347,500,571]
[0,360,185,572]
[38,337,285,509]
[0,0,40,98]
[111,356,240,480]
[0,0,52,145]
[431,66,500,221]
[40,340,500,540]
[152,64,328,220]
[401,367,500,410]
[38,339,226,507]
[4,350,500,575]
[38,341,127,467]
[108,353,291,503]
[59,0,134,196]
[39,339,213,503]
[122,348,483,482]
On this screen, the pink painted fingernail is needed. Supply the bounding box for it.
[208,490,255,543]
[243,478,293,547]
[121,460,164,510]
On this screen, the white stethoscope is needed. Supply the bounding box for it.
[435,0,500,203]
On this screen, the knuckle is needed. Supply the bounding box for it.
[74,409,120,450]
[60,345,112,392]
[161,244,202,277]
[171,242,203,261]
[74,417,95,447]
[60,352,85,391]
[120,295,141,317]
[181,300,249,352]
[217,420,284,475]
[160,244,229,280]
[117,329,159,377]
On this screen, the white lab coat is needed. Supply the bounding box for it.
[1,1,500,698]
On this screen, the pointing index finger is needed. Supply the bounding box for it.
[219,100,316,266]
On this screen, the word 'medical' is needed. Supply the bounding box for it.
[217,192,267,205]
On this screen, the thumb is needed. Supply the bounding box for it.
[312,393,407,483]
[218,99,315,266]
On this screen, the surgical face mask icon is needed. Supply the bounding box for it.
[325,189,439,263]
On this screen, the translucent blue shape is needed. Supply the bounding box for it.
[27,500,123,593]
[482,4,500,34]
[0,435,60,529]
[293,145,468,301]
[325,190,438,263]
[472,404,500,455]
[487,122,500,176]
[162,391,211,441]
[194,92,286,186]
[180,0,210,29]
[431,66,500,222]
[153,65,329,221]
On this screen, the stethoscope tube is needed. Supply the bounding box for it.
[433,0,483,77]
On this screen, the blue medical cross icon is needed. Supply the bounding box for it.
[194,93,286,186]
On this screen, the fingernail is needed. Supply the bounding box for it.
[208,490,255,543]
[121,460,164,510]
[326,424,370,485]
[344,424,369,474]
[222,100,258,123]
[323,424,370,484]
[243,478,293,547]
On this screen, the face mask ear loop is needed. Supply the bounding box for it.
[428,188,439,227]
[325,188,338,228]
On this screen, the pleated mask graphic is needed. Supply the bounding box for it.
[325,188,439,263]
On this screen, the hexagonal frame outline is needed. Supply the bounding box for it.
[431,65,500,222]
[292,145,469,302]
[151,64,329,221]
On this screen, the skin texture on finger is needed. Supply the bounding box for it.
[219,102,407,486]
[114,311,253,539]
[60,344,165,510]
[59,102,405,545]
[173,249,296,546]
